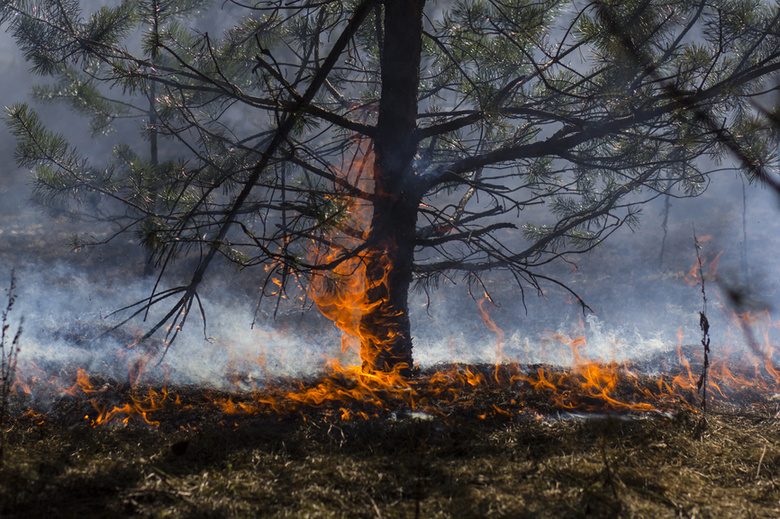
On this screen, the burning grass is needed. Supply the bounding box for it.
[2,362,780,518]
[2,358,715,428]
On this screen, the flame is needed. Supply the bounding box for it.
[8,339,174,428]
[240,135,413,418]
[89,387,167,427]
[683,250,723,285]
[477,296,507,382]
[238,360,415,417]
[306,137,400,370]
[62,368,169,427]
[510,332,690,413]
[9,323,780,426]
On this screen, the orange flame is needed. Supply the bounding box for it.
[683,250,723,285]
[477,296,507,382]
[306,138,398,369]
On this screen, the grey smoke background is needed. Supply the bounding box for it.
[1,10,779,393]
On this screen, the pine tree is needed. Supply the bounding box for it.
[4,0,214,272]
[2,0,780,374]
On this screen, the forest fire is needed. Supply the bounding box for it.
[5,139,780,430]
[6,314,780,429]
[4,0,780,515]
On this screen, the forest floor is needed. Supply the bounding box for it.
[1,371,779,519]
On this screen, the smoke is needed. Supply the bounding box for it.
[2,9,780,394]
[3,116,779,392]
[410,169,780,369]
[3,148,779,397]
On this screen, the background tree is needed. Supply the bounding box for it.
[2,0,780,375]
[4,0,210,275]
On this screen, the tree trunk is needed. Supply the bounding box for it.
[359,0,425,375]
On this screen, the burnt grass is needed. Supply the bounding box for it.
[2,375,780,519]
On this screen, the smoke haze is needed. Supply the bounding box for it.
[1,11,779,392]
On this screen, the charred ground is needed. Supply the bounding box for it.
[1,389,779,518]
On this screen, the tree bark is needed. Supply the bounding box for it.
[359,0,425,375]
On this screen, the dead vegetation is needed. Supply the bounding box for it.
[0,272,22,464]
[1,375,779,519]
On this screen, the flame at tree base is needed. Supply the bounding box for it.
[305,137,414,374]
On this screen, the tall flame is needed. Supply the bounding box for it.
[307,137,395,368]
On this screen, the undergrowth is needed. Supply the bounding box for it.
[0,272,22,464]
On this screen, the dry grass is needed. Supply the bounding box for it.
[1,374,779,519]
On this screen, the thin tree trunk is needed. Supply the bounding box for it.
[359,0,425,375]
[144,5,160,278]
[143,82,159,278]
